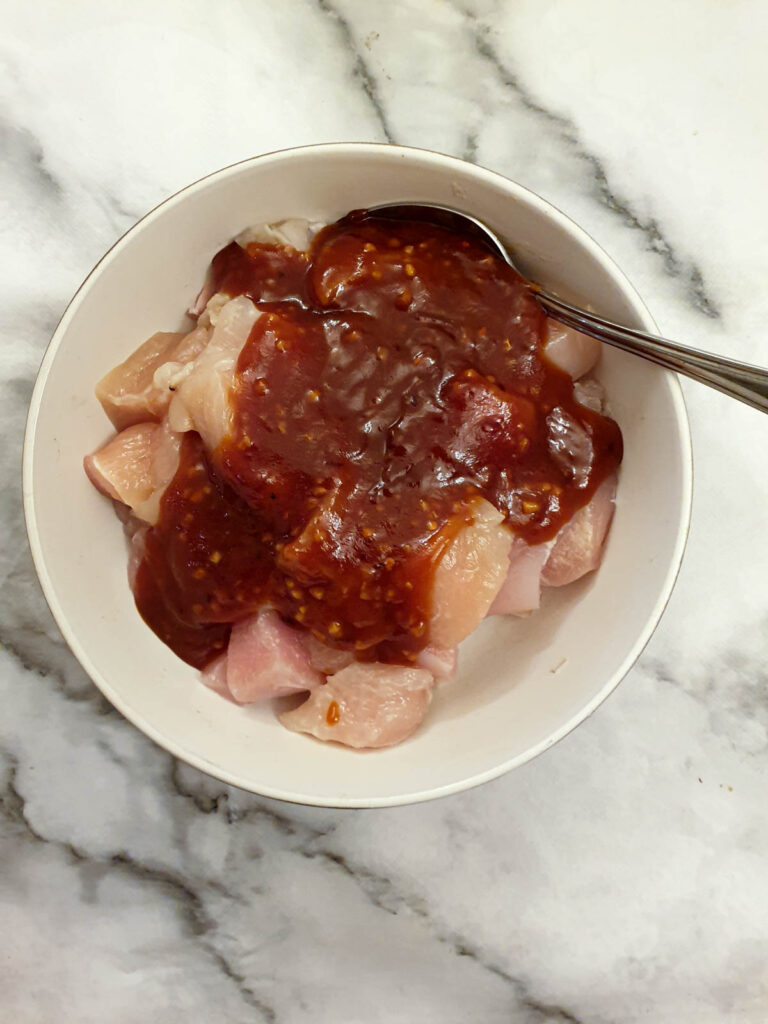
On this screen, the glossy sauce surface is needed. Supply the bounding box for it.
[134,213,622,667]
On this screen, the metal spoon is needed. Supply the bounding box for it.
[368,202,768,413]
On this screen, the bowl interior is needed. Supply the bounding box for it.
[24,145,691,806]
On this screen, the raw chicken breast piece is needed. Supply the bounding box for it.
[125,520,149,588]
[85,419,184,525]
[416,645,457,679]
[544,319,601,380]
[542,475,617,587]
[189,278,216,319]
[132,419,183,525]
[201,654,240,704]
[236,218,322,253]
[195,292,232,329]
[190,221,320,323]
[84,423,158,507]
[489,539,553,616]
[226,609,323,703]
[96,326,210,431]
[573,376,606,413]
[280,663,435,749]
[304,634,355,675]
[429,499,512,649]
[168,296,261,450]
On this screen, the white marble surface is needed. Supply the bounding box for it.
[2,1,768,1020]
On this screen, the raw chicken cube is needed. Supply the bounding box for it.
[125,519,149,588]
[236,218,321,253]
[225,609,323,703]
[201,654,240,704]
[168,296,261,450]
[84,419,183,525]
[131,419,183,525]
[542,476,617,587]
[96,326,209,431]
[280,663,434,748]
[84,423,158,508]
[416,645,458,679]
[429,498,512,649]
[573,376,606,413]
[488,539,553,616]
[544,319,601,380]
[304,634,355,675]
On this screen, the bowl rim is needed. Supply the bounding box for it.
[22,141,693,807]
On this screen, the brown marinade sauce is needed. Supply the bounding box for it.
[134,212,622,668]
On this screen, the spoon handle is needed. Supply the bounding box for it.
[540,292,768,413]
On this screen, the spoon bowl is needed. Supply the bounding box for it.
[369,201,768,413]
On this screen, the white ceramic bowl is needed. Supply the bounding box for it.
[23,144,692,807]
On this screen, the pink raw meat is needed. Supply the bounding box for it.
[416,645,457,679]
[96,326,209,431]
[544,319,601,380]
[225,609,323,703]
[84,423,158,507]
[304,634,355,675]
[189,276,215,318]
[132,419,183,524]
[488,539,553,616]
[429,498,512,649]
[201,654,240,704]
[280,663,435,749]
[236,219,320,253]
[169,296,261,449]
[126,521,149,588]
[542,475,617,587]
[573,376,606,413]
[85,419,183,525]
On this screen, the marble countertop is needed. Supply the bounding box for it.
[3,2,768,1020]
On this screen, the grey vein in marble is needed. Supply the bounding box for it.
[1,714,588,1024]
[315,0,394,143]
[1,119,63,200]
[1,752,280,1022]
[451,5,721,320]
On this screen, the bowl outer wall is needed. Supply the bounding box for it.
[22,143,692,807]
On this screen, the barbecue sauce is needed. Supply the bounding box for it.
[134,213,622,667]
